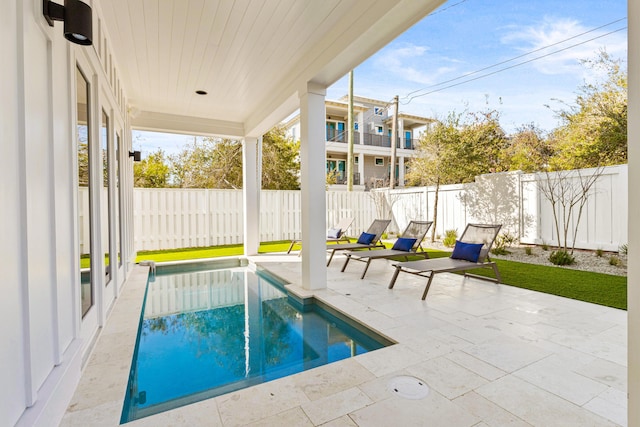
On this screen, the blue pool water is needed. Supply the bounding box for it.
[121,262,390,422]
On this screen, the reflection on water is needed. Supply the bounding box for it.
[121,267,385,423]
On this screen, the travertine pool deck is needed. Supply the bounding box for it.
[61,253,627,426]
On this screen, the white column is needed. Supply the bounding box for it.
[299,82,327,290]
[398,156,405,187]
[242,137,260,256]
[628,2,639,424]
[399,118,405,149]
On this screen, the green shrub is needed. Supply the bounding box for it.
[619,243,628,256]
[525,247,533,256]
[443,229,458,248]
[541,242,549,251]
[381,232,388,239]
[609,256,622,266]
[549,250,575,266]
[492,232,516,255]
[595,248,604,257]
[491,247,509,255]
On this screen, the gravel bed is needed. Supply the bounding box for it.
[420,241,627,277]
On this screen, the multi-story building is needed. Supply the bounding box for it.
[286,95,434,190]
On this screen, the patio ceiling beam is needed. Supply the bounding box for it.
[131,110,245,139]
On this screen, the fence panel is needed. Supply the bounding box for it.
[132,165,627,252]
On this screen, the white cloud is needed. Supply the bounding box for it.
[500,17,626,77]
[372,43,461,85]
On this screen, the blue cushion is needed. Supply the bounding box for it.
[327,228,342,239]
[392,237,417,252]
[357,232,376,245]
[450,240,484,263]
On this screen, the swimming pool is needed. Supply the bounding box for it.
[120,261,391,423]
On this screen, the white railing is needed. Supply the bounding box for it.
[125,164,627,252]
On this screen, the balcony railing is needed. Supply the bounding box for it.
[325,130,417,150]
[333,173,361,185]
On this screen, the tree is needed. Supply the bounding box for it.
[537,167,604,262]
[405,112,462,241]
[171,137,243,189]
[459,110,510,177]
[406,110,509,241]
[503,123,554,173]
[261,126,300,190]
[133,149,171,188]
[550,50,627,169]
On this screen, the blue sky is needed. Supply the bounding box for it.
[134,0,627,156]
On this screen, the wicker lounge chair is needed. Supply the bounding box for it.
[287,217,354,254]
[326,219,391,266]
[340,220,433,279]
[388,223,502,300]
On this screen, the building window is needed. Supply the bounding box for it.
[76,66,93,318]
[376,126,383,134]
[375,157,384,166]
[326,120,346,142]
[374,107,384,116]
[354,122,359,130]
[354,156,359,165]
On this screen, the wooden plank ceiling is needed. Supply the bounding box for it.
[99,0,442,136]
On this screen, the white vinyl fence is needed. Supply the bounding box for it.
[133,189,377,251]
[129,164,628,252]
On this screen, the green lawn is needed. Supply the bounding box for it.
[98,241,625,310]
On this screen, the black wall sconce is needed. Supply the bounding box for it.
[43,0,93,46]
[129,151,141,162]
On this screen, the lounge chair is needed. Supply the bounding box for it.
[388,223,502,300]
[340,220,433,279]
[287,217,354,254]
[326,219,391,266]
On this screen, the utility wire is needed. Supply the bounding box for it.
[403,17,626,99]
[428,0,469,17]
[401,25,626,104]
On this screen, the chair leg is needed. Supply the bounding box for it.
[287,240,296,254]
[341,255,351,272]
[421,273,435,300]
[327,250,336,266]
[360,259,372,279]
[492,264,501,283]
[388,266,401,289]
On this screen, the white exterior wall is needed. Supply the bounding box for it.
[3,1,135,425]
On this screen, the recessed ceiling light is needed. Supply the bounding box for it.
[195,90,207,95]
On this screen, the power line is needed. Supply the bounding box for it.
[403,17,626,99]
[428,0,469,17]
[401,25,626,104]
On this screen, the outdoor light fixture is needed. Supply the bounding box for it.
[129,151,141,162]
[43,0,93,46]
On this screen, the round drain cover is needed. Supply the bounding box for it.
[387,375,430,400]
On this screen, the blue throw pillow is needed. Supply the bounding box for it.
[392,237,417,252]
[357,232,376,245]
[327,228,342,239]
[450,240,484,263]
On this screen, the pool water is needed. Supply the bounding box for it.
[121,263,389,423]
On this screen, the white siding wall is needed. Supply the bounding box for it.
[3,1,135,425]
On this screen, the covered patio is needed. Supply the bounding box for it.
[4,0,639,426]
